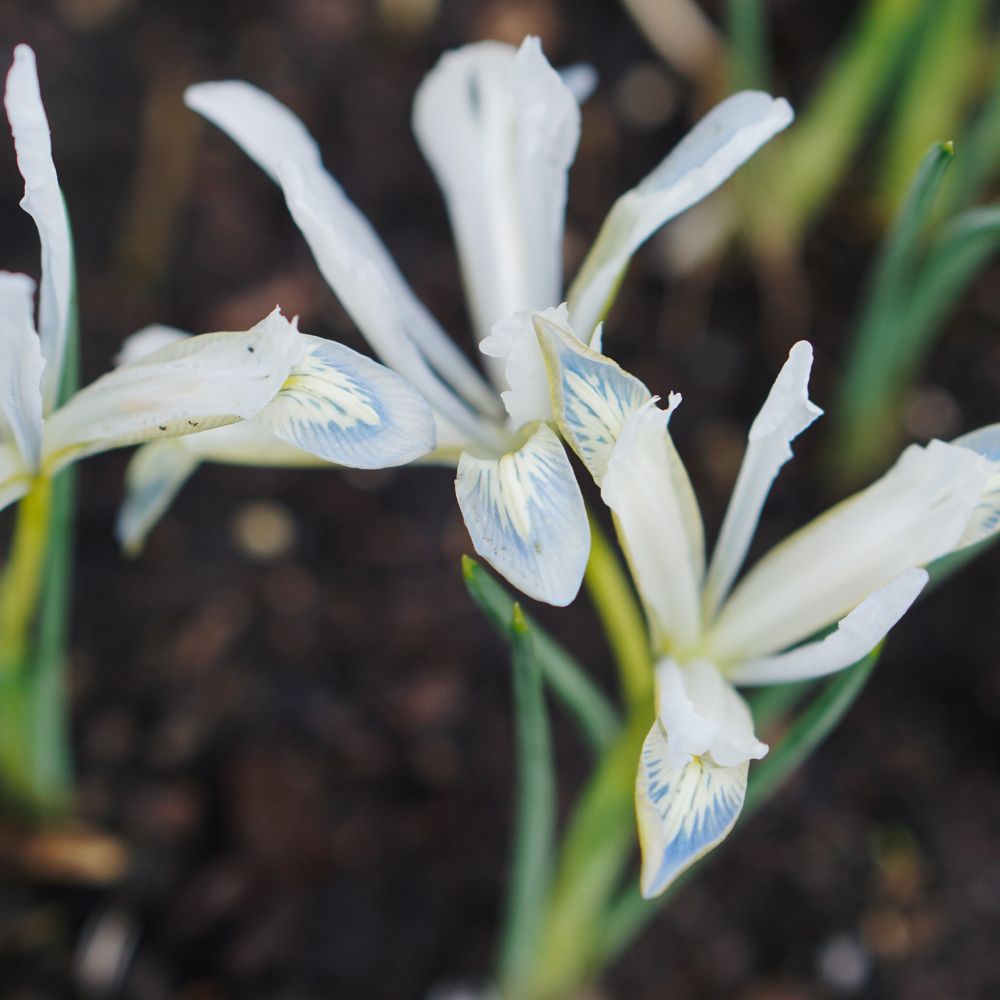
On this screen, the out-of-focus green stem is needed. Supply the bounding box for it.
[0,477,52,670]
[584,514,652,711]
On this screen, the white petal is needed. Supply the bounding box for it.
[951,423,1000,549]
[655,658,767,768]
[0,272,44,470]
[534,310,651,484]
[636,721,748,899]
[4,45,73,410]
[116,324,189,366]
[0,441,30,513]
[115,441,200,556]
[42,308,302,472]
[568,92,793,338]
[455,424,588,606]
[253,334,436,467]
[702,341,823,618]
[480,304,570,429]
[727,568,928,685]
[710,440,993,662]
[601,398,704,652]
[184,80,501,430]
[413,37,581,358]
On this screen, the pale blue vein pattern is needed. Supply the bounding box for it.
[636,722,748,898]
[538,322,650,484]
[255,334,435,468]
[953,423,1000,547]
[455,423,588,606]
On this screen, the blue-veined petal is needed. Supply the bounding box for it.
[702,341,822,619]
[184,80,500,434]
[951,423,1000,549]
[636,720,748,899]
[568,92,793,339]
[253,334,436,467]
[726,568,927,685]
[0,272,44,471]
[455,423,588,606]
[533,310,651,484]
[42,308,302,473]
[711,439,992,662]
[413,37,581,361]
[4,45,73,410]
[601,398,704,652]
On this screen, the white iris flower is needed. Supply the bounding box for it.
[0,46,435,520]
[119,36,792,604]
[532,311,999,897]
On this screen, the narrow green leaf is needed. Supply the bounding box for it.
[834,141,955,480]
[497,604,557,997]
[462,557,619,754]
[725,0,770,91]
[877,0,984,212]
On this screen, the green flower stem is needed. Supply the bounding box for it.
[585,514,653,711]
[0,477,52,670]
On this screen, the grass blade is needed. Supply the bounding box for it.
[462,557,619,754]
[497,605,557,998]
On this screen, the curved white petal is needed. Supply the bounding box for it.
[480,304,571,429]
[601,398,704,652]
[0,441,30,513]
[727,568,927,685]
[413,37,581,360]
[703,341,823,618]
[568,91,793,338]
[711,440,993,662]
[636,720,748,899]
[42,308,302,473]
[534,310,651,484]
[455,424,588,606]
[116,324,189,365]
[115,441,201,556]
[4,45,73,410]
[0,272,44,470]
[951,423,1000,549]
[253,334,436,468]
[184,80,500,427]
[655,658,767,768]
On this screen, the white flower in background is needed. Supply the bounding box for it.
[533,311,1000,897]
[0,46,435,516]
[119,36,793,604]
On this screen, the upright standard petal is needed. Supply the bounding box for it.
[42,308,303,472]
[413,37,581,355]
[702,341,823,618]
[726,568,928,685]
[4,45,73,410]
[711,440,993,662]
[951,423,1000,549]
[0,272,44,470]
[636,720,748,899]
[534,310,651,484]
[184,80,500,426]
[253,334,436,467]
[602,398,704,653]
[455,424,589,606]
[567,92,793,338]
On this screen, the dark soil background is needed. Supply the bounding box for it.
[1,1,999,998]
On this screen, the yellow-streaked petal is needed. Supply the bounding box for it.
[455,424,588,606]
[253,335,435,468]
[534,310,650,484]
[636,720,748,898]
